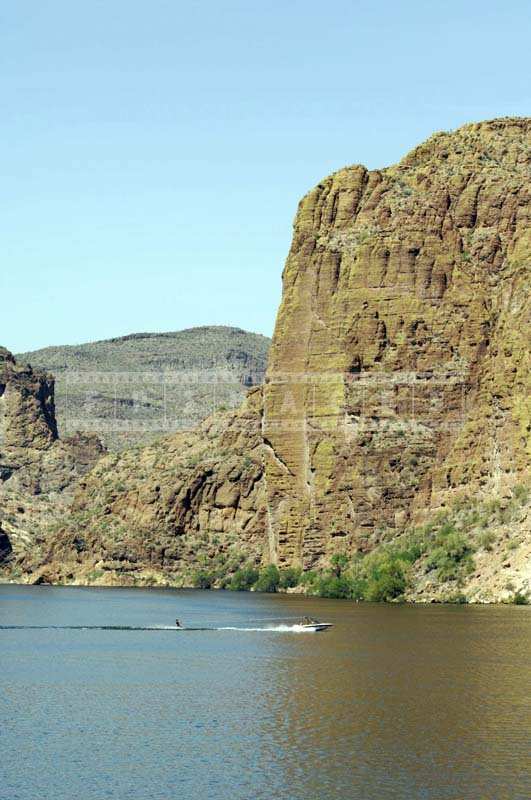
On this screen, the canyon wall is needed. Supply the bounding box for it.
[3,117,529,597]
[263,117,529,568]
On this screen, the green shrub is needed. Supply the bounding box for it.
[389,534,425,564]
[254,565,280,593]
[278,567,302,589]
[314,574,352,599]
[86,569,104,582]
[299,570,318,587]
[438,522,457,539]
[426,532,474,581]
[478,530,495,551]
[229,565,259,591]
[443,592,468,604]
[330,553,349,575]
[350,577,369,601]
[192,569,216,590]
[511,592,529,605]
[364,557,407,602]
[512,484,529,504]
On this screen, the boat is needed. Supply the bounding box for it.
[297,617,333,632]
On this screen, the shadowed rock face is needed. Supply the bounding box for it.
[263,117,530,567]
[0,525,12,563]
[0,349,104,495]
[6,118,529,596]
[0,347,57,456]
[0,349,105,565]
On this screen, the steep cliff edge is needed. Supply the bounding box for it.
[263,117,530,571]
[0,348,104,569]
[6,118,529,600]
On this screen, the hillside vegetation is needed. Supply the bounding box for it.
[18,326,270,450]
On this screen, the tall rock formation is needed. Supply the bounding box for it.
[0,348,104,564]
[263,117,530,568]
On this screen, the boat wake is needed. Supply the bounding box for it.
[218,624,315,633]
[0,623,319,633]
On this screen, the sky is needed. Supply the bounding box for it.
[1,0,529,353]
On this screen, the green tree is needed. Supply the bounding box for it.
[254,565,280,593]
[229,565,259,591]
[278,567,302,589]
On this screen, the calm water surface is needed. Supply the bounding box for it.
[1,585,530,800]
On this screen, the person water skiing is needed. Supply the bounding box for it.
[175,619,182,628]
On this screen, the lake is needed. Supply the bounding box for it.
[1,585,530,799]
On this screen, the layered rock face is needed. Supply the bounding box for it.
[0,348,104,563]
[263,117,530,568]
[25,389,267,583]
[7,118,529,595]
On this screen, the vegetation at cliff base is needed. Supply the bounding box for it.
[188,485,529,603]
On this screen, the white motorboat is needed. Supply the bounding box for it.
[297,617,333,632]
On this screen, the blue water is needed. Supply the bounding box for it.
[1,585,530,800]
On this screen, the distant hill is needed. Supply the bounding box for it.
[17,326,271,450]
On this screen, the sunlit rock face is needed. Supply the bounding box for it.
[263,117,530,567]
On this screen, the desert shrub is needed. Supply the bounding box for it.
[229,565,259,591]
[86,569,104,582]
[512,484,529,504]
[299,570,318,587]
[462,509,480,529]
[364,556,407,602]
[478,530,495,551]
[442,592,468,604]
[330,552,349,576]
[349,576,368,601]
[314,574,352,599]
[217,574,233,589]
[426,531,474,581]
[389,533,425,565]
[254,565,280,593]
[192,569,216,590]
[438,522,457,539]
[511,592,529,605]
[278,567,302,589]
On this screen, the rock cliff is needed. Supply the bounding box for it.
[0,348,104,566]
[263,116,530,570]
[4,118,529,599]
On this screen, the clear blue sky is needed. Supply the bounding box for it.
[2,1,529,353]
